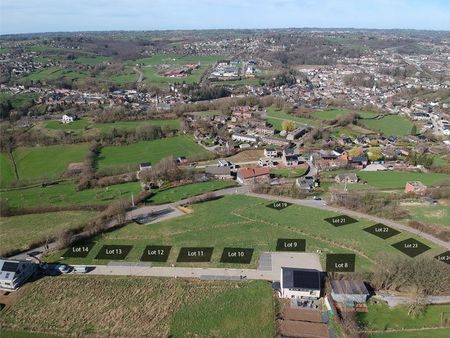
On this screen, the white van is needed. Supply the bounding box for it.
[72,266,89,273]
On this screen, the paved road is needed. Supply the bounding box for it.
[246,192,450,250]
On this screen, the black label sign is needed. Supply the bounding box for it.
[326,254,356,272]
[324,215,358,227]
[95,245,133,260]
[434,251,450,265]
[276,239,306,252]
[63,242,95,258]
[177,247,214,262]
[363,224,401,239]
[140,245,171,262]
[266,201,292,210]
[391,238,431,258]
[220,248,254,264]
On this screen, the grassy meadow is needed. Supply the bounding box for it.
[360,115,414,136]
[0,276,275,338]
[357,171,450,189]
[0,211,97,255]
[265,107,317,130]
[46,195,443,270]
[313,109,377,120]
[0,152,16,186]
[97,135,211,170]
[11,144,88,182]
[2,181,141,208]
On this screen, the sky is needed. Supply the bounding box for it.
[0,0,449,35]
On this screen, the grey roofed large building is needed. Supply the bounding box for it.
[331,279,370,306]
[0,259,37,291]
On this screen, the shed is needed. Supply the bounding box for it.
[331,280,370,306]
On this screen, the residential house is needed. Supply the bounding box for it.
[261,136,290,147]
[231,134,258,143]
[264,147,278,157]
[0,259,37,291]
[296,176,316,191]
[236,167,270,185]
[350,156,368,169]
[61,114,78,124]
[286,127,308,141]
[258,157,276,168]
[280,268,321,299]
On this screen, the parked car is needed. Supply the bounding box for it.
[56,264,72,274]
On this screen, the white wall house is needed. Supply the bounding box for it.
[231,134,258,143]
[0,259,37,291]
[62,114,75,124]
[280,267,321,299]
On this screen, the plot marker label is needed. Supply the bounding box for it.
[63,242,95,258]
[177,247,214,262]
[435,251,450,264]
[95,245,133,260]
[324,215,358,227]
[220,248,254,264]
[276,239,306,252]
[363,224,400,239]
[326,254,356,272]
[266,201,292,210]
[391,238,431,257]
[140,245,171,262]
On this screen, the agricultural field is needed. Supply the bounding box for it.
[0,211,97,255]
[357,171,450,189]
[360,115,414,136]
[73,55,112,65]
[0,276,274,338]
[47,195,443,270]
[313,109,377,120]
[97,135,211,171]
[2,181,141,209]
[130,54,223,87]
[44,119,90,130]
[358,302,450,332]
[265,107,317,130]
[11,143,88,183]
[0,91,38,110]
[149,180,237,204]
[0,152,16,186]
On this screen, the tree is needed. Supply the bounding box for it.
[348,147,364,158]
[411,124,418,135]
[281,120,296,132]
[367,147,384,162]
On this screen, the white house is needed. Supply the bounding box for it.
[61,114,78,124]
[231,134,258,143]
[280,268,321,299]
[0,259,37,291]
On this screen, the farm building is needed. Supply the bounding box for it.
[331,280,370,307]
[280,268,321,299]
[205,166,232,179]
[61,114,78,124]
[405,181,427,194]
[139,162,152,171]
[0,259,37,291]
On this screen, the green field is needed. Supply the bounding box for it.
[47,195,443,270]
[403,202,450,228]
[361,115,414,136]
[0,91,38,110]
[95,119,181,132]
[73,55,112,65]
[130,54,223,87]
[358,302,450,331]
[2,181,140,209]
[357,171,450,189]
[271,166,308,178]
[97,135,211,170]
[0,211,97,255]
[149,180,237,204]
[314,109,377,120]
[11,144,88,183]
[0,152,16,186]
[0,276,274,338]
[21,67,88,83]
[266,107,317,130]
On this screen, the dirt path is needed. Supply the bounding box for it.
[133,66,144,83]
